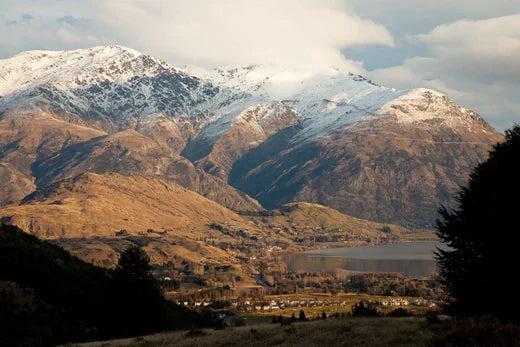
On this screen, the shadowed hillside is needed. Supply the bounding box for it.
[0,224,219,346]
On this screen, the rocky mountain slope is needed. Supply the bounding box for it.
[0,46,263,211]
[0,46,503,229]
[189,66,503,226]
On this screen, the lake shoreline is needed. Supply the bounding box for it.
[280,241,446,277]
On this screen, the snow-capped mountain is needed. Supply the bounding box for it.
[185,64,495,144]
[182,64,501,226]
[0,45,253,133]
[0,46,490,142]
[0,46,503,227]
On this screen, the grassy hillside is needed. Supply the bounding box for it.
[258,202,434,244]
[1,172,246,238]
[81,317,434,347]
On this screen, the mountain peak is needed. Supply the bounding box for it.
[0,45,177,97]
[0,46,221,126]
[376,87,492,129]
[0,46,494,138]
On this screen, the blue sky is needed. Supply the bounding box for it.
[1,0,519,131]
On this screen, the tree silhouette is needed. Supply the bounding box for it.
[115,245,157,284]
[299,310,307,321]
[111,245,168,335]
[351,301,378,317]
[436,124,520,321]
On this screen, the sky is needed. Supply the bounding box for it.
[1,0,519,131]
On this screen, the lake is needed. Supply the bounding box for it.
[280,242,448,277]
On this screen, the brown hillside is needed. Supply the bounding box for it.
[0,172,425,268]
[0,172,244,238]
[261,202,430,241]
[0,113,106,204]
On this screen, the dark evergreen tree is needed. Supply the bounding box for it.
[111,245,168,336]
[436,125,520,321]
[299,310,307,321]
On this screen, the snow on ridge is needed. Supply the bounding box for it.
[186,63,414,142]
[0,46,234,124]
[0,46,483,143]
[376,87,473,126]
[193,95,269,143]
[185,64,385,100]
[188,62,484,142]
[0,45,174,96]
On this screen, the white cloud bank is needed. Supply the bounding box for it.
[369,14,520,131]
[91,0,393,72]
[1,0,394,74]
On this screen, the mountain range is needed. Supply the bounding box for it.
[0,45,502,262]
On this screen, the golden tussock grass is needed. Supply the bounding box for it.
[77,317,433,347]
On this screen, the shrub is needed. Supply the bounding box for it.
[115,229,128,236]
[209,223,224,232]
[380,226,392,233]
[351,301,379,317]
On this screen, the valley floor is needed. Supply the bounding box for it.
[74,317,433,347]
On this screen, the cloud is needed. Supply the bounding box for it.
[369,14,520,131]
[1,0,394,73]
[0,2,109,58]
[88,0,393,72]
[5,13,34,26]
[56,16,90,27]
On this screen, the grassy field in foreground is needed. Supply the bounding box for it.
[76,317,433,347]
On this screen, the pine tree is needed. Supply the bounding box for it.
[436,125,520,321]
[111,245,168,335]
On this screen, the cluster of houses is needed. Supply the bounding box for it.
[176,298,351,311]
[375,298,436,307]
[177,300,211,308]
[237,298,349,312]
[176,297,437,310]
